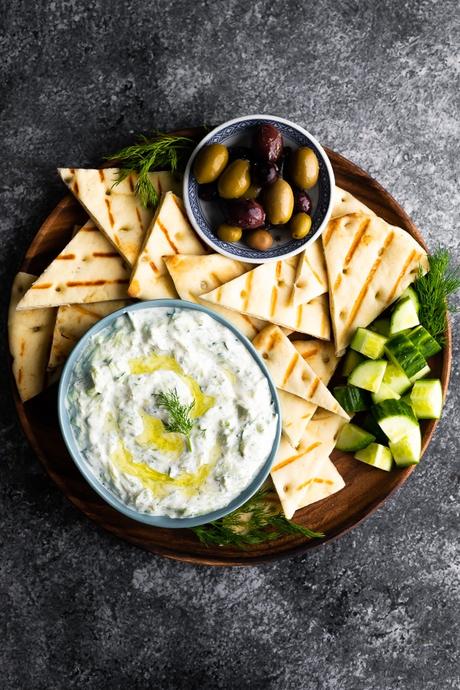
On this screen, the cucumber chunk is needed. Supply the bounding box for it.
[390,297,420,335]
[355,443,393,472]
[361,412,389,444]
[385,333,430,382]
[410,379,443,419]
[382,362,412,395]
[342,349,364,377]
[351,327,387,359]
[336,423,375,452]
[372,399,419,443]
[372,382,401,404]
[333,385,370,414]
[389,426,421,466]
[408,325,442,358]
[400,286,420,313]
[348,360,387,393]
[369,318,390,337]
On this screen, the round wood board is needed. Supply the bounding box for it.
[10,128,452,566]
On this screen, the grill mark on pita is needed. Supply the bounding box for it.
[215,286,223,303]
[98,170,105,182]
[297,476,333,492]
[283,353,300,386]
[303,253,324,286]
[113,235,121,248]
[71,304,104,318]
[18,367,23,384]
[300,348,319,359]
[270,287,278,317]
[92,251,120,258]
[296,304,303,330]
[128,176,135,193]
[307,377,320,398]
[105,198,115,227]
[32,283,52,290]
[66,279,129,287]
[20,340,25,357]
[210,272,221,285]
[243,272,253,311]
[387,250,419,303]
[56,254,76,260]
[272,442,322,472]
[322,218,340,246]
[259,329,278,356]
[73,181,79,196]
[149,261,159,274]
[344,218,371,266]
[334,274,342,291]
[345,232,395,329]
[275,261,282,279]
[158,220,179,253]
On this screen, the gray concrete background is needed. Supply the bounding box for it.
[1,1,459,688]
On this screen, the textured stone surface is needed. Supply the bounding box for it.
[1,1,459,688]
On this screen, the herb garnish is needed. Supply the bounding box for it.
[156,389,195,451]
[105,132,195,208]
[414,248,460,344]
[192,486,324,548]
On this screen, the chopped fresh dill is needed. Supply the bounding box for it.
[105,132,195,208]
[156,389,195,452]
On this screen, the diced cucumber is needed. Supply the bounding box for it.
[333,385,370,414]
[336,423,375,452]
[369,318,390,337]
[382,362,412,395]
[410,379,443,419]
[390,297,420,335]
[400,286,420,313]
[389,426,421,466]
[385,333,430,382]
[351,327,387,359]
[361,413,389,444]
[372,399,419,443]
[342,349,365,377]
[348,360,387,393]
[408,325,442,358]
[371,382,401,404]
[355,443,393,471]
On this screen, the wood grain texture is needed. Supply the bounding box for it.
[10,128,452,566]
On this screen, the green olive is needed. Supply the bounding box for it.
[289,147,319,189]
[290,212,312,239]
[217,224,243,243]
[217,159,251,199]
[193,143,229,184]
[246,228,273,251]
[242,183,262,200]
[264,178,294,225]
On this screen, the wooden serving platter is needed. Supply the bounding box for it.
[10,129,452,566]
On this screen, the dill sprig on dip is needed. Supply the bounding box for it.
[192,486,324,548]
[105,132,195,208]
[156,389,195,452]
[414,248,460,345]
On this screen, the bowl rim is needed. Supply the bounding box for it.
[183,114,335,263]
[58,298,281,529]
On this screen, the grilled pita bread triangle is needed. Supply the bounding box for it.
[58,168,180,265]
[322,213,428,354]
[164,254,267,339]
[201,259,330,339]
[291,238,328,307]
[48,299,131,370]
[271,410,346,519]
[332,186,376,219]
[9,273,56,401]
[128,192,205,300]
[279,339,341,448]
[253,325,348,418]
[17,221,130,310]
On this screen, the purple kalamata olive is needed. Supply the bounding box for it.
[198,183,219,201]
[278,145,292,176]
[293,189,312,214]
[225,199,266,230]
[253,161,279,187]
[228,145,254,162]
[254,124,283,163]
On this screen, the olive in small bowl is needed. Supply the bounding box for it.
[264,178,294,225]
[218,159,251,199]
[193,143,229,184]
[217,224,243,243]
[290,212,312,240]
[246,228,273,251]
[226,199,266,230]
[289,147,319,190]
[254,124,283,163]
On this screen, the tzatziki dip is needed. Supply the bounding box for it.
[66,307,278,518]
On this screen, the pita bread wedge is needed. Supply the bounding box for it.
[17,221,130,311]
[279,339,341,448]
[164,254,266,339]
[291,239,328,307]
[128,192,205,300]
[48,299,131,370]
[322,213,428,354]
[201,259,330,339]
[8,273,56,401]
[59,168,180,265]
[253,325,348,419]
[271,411,346,519]
[332,186,376,219]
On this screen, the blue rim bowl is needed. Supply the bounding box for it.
[58,299,281,529]
[183,114,335,264]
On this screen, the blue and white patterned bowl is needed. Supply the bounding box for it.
[183,115,335,263]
